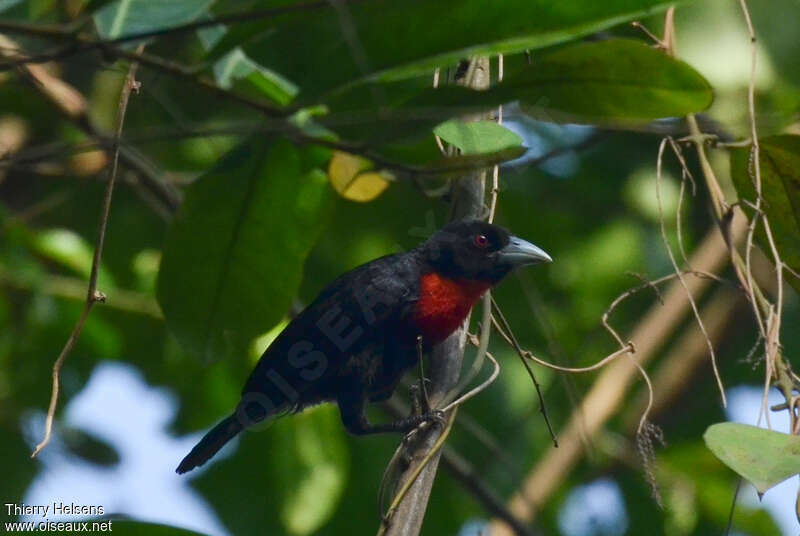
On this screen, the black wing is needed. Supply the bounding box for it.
[238,252,421,420]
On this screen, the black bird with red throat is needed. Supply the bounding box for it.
[176,219,551,474]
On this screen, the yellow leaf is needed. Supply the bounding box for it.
[328,151,391,202]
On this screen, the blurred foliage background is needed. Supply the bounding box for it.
[1,0,799,535]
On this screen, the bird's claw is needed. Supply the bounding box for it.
[401,410,446,444]
[402,426,421,445]
[420,410,446,429]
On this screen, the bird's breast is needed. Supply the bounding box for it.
[413,272,491,344]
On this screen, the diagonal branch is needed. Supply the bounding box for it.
[380,57,491,536]
[30,46,144,458]
[382,399,538,536]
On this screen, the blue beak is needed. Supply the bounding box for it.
[499,236,552,266]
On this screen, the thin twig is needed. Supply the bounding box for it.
[444,293,493,407]
[736,0,788,430]
[0,269,160,318]
[490,304,653,438]
[490,297,557,447]
[489,217,743,534]
[0,109,522,183]
[656,138,727,407]
[440,347,500,413]
[602,270,724,347]
[668,137,696,269]
[725,478,742,536]
[0,35,586,183]
[30,46,143,458]
[488,53,503,223]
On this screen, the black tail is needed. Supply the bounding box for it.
[176,414,243,474]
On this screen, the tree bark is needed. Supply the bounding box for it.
[383,57,490,536]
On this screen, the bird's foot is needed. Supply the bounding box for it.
[402,410,446,444]
[420,409,446,429]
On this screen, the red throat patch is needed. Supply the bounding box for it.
[413,273,491,344]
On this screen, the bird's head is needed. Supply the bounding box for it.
[420,220,551,284]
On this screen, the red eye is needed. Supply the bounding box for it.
[474,234,489,248]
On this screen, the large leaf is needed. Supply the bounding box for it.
[507,39,713,122]
[241,0,690,99]
[408,39,713,123]
[94,0,213,39]
[730,135,800,293]
[320,40,712,144]
[157,138,333,361]
[704,422,800,495]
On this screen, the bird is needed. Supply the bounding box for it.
[176,219,551,474]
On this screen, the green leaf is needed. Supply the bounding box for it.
[157,138,333,361]
[381,39,712,124]
[508,39,713,122]
[703,422,800,494]
[243,0,691,98]
[433,120,522,155]
[93,0,213,39]
[730,135,800,293]
[322,40,711,145]
[198,26,297,106]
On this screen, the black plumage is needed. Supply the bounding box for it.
[177,220,550,474]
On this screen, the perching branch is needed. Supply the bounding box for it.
[30,47,143,458]
[382,398,537,536]
[379,56,491,536]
